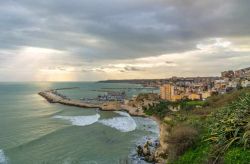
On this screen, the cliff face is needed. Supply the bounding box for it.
[154,123,171,163]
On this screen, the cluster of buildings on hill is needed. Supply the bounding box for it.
[160,67,250,102]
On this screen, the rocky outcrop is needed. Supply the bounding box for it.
[136,140,158,163]
[154,123,171,163]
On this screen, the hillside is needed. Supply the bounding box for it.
[142,88,250,164]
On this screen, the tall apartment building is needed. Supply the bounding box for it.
[160,84,184,101]
[160,84,173,100]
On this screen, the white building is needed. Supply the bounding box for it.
[228,81,239,88]
[241,80,250,88]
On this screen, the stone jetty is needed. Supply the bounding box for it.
[38,89,146,117]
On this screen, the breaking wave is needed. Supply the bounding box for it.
[0,149,7,164]
[114,111,131,117]
[53,114,100,126]
[99,111,137,132]
[134,117,160,134]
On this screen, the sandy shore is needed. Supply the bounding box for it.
[38,90,146,117]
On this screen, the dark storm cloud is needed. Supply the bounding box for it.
[0,0,250,62]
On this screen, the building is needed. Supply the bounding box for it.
[161,83,204,101]
[241,80,250,88]
[214,80,227,90]
[188,93,201,100]
[160,84,185,101]
[201,91,211,100]
[171,94,184,101]
[228,81,239,88]
[160,84,174,100]
[221,70,234,78]
[235,67,250,78]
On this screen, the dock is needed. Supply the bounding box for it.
[38,90,146,117]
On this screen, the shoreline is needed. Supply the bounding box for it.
[38,89,164,163]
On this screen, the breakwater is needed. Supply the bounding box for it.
[38,89,146,117]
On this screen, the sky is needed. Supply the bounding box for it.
[0,0,250,81]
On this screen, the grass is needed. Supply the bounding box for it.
[167,125,199,162]
[163,88,250,164]
[206,88,250,108]
[141,88,250,163]
[186,100,207,107]
[224,147,250,164]
[173,143,211,164]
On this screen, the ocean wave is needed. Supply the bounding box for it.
[53,114,100,126]
[0,149,7,164]
[134,117,160,135]
[114,111,131,117]
[99,111,137,132]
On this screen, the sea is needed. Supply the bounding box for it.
[0,82,159,164]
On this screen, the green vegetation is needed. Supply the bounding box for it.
[142,88,250,164]
[142,101,172,118]
[206,87,250,108]
[205,93,250,163]
[136,93,160,102]
[185,100,207,107]
[174,143,211,164]
[142,100,207,118]
[167,125,198,162]
[224,147,250,164]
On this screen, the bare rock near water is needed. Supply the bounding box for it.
[153,123,171,163]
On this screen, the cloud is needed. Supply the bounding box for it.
[124,66,143,72]
[0,0,250,81]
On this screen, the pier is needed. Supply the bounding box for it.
[38,89,145,117]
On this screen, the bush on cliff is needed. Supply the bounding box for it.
[206,88,250,108]
[205,93,250,163]
[166,125,198,162]
[169,90,250,164]
[142,101,171,118]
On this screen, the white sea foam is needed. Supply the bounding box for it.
[134,117,160,135]
[0,149,7,164]
[114,111,131,117]
[53,114,100,126]
[129,118,160,163]
[99,111,137,132]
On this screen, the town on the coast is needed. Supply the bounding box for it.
[39,66,250,118]
[38,66,250,163]
[159,66,250,102]
[102,66,250,102]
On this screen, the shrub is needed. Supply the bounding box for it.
[205,93,250,163]
[142,101,171,119]
[167,125,198,162]
[206,88,250,108]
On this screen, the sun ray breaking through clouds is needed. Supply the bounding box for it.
[0,0,250,81]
